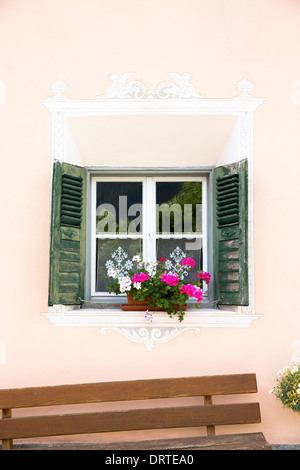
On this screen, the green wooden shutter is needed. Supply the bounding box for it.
[213,159,249,306]
[48,161,87,306]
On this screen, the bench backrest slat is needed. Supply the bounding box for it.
[0,374,257,409]
[0,403,261,440]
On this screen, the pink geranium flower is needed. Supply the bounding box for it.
[132,272,149,283]
[197,271,211,285]
[182,257,195,268]
[161,273,179,286]
[180,284,203,303]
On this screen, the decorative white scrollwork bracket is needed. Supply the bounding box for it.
[101,326,200,352]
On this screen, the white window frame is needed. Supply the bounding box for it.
[91,175,207,298]
[91,175,146,298]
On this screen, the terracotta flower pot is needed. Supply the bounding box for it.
[126,292,151,306]
[121,292,187,312]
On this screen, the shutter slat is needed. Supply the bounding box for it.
[217,197,238,206]
[61,188,82,199]
[61,215,82,226]
[61,198,82,208]
[61,210,82,219]
[62,177,83,187]
[217,204,239,215]
[61,204,82,214]
[217,215,239,226]
[62,183,82,191]
[62,173,83,182]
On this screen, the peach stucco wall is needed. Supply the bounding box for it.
[1,0,300,445]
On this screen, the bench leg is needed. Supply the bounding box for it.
[2,408,13,450]
[204,395,216,436]
[2,439,13,450]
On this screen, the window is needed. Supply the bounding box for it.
[91,176,207,298]
[48,160,249,310]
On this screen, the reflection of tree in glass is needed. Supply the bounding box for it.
[158,182,202,233]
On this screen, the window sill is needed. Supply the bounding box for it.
[42,306,262,351]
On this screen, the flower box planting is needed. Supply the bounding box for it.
[107,255,210,322]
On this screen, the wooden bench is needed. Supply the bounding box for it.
[0,374,271,450]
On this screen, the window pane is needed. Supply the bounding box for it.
[96,238,143,292]
[96,182,143,234]
[156,182,202,234]
[156,238,203,283]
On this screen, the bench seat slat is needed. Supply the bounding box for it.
[0,403,261,440]
[27,433,271,451]
[95,432,273,450]
[0,374,257,409]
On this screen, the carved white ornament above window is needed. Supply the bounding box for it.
[97,72,204,100]
[45,74,260,103]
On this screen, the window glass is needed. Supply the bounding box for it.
[155,181,203,283]
[96,182,143,234]
[96,239,143,293]
[156,238,203,283]
[156,182,202,234]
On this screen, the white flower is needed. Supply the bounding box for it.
[119,276,132,292]
[132,255,141,262]
[277,370,283,376]
[283,366,290,372]
[291,365,299,373]
[107,268,118,278]
[144,310,154,322]
[269,388,274,394]
[133,282,141,290]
